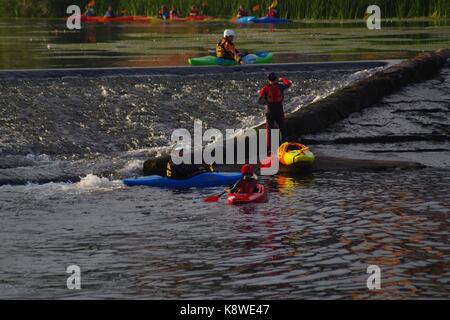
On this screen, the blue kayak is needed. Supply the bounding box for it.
[253,17,290,24]
[236,16,256,23]
[123,172,242,189]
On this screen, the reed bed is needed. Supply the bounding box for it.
[0,0,449,19]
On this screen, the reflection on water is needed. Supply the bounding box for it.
[0,169,448,299]
[0,18,449,69]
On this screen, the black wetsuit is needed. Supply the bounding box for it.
[166,161,214,180]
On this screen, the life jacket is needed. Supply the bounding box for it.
[238,9,249,17]
[237,175,258,194]
[159,9,169,19]
[266,83,284,104]
[239,180,257,194]
[104,10,115,18]
[268,8,278,18]
[216,38,236,59]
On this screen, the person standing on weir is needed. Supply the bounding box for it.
[258,72,293,154]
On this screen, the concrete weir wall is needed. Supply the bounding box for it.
[277,48,450,139]
[143,49,450,175]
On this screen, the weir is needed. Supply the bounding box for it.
[143,49,450,176]
[0,60,388,80]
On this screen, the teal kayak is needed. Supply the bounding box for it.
[123,172,242,189]
[189,52,273,66]
[236,16,256,23]
[235,16,290,24]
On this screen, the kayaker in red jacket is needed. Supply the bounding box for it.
[258,72,293,153]
[237,5,250,18]
[225,165,258,194]
[267,1,279,18]
[190,6,200,17]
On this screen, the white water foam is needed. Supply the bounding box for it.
[0,174,124,195]
[118,160,144,177]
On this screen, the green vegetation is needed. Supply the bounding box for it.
[0,0,449,19]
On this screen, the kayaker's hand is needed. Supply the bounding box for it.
[224,188,231,193]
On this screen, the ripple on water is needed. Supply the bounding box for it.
[0,169,449,299]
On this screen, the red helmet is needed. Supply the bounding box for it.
[241,164,254,175]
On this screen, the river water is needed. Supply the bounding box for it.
[1,18,450,69]
[0,18,449,299]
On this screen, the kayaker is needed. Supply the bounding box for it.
[225,165,258,194]
[216,30,244,65]
[84,5,96,17]
[258,72,293,153]
[166,147,215,180]
[104,6,115,18]
[170,5,182,19]
[189,6,200,17]
[267,1,279,18]
[159,5,170,20]
[237,5,250,18]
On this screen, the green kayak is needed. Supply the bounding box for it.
[189,52,273,66]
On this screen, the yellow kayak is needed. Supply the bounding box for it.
[278,142,315,166]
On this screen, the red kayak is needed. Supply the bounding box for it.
[226,184,268,206]
[79,15,150,23]
[170,15,214,22]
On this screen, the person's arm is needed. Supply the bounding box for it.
[279,77,293,90]
[258,86,268,105]
[225,180,242,193]
[224,41,237,56]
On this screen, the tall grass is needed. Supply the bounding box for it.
[0,0,449,18]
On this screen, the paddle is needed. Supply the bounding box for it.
[204,191,227,203]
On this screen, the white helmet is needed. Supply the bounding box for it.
[223,29,235,38]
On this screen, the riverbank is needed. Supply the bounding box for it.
[1,0,449,19]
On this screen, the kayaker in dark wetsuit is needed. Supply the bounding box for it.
[216,29,244,64]
[104,6,115,18]
[189,6,200,17]
[225,165,258,194]
[170,5,181,19]
[258,72,293,153]
[166,147,215,180]
[237,5,250,18]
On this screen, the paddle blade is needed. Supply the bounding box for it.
[259,155,274,169]
[204,195,220,203]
